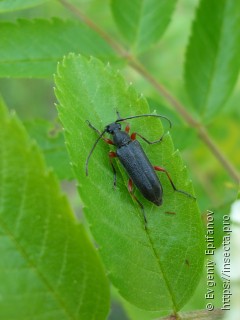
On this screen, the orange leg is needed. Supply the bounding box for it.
[125,123,130,133]
[154,166,196,199]
[130,132,164,144]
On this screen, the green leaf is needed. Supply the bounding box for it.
[0,19,116,78]
[184,0,240,120]
[111,286,162,320]
[149,99,198,151]
[0,97,109,319]
[55,54,205,314]
[0,0,48,12]
[24,119,74,180]
[111,0,177,53]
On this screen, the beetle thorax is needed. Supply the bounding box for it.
[105,122,131,147]
[113,130,131,147]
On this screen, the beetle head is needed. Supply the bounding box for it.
[105,122,121,135]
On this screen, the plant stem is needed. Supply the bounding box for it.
[129,59,240,183]
[59,0,240,184]
[59,0,126,55]
[159,308,224,320]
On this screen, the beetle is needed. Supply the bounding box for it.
[85,112,195,223]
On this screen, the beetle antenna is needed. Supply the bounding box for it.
[116,110,121,120]
[116,114,172,130]
[85,129,107,176]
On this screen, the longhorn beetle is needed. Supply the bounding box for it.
[85,112,195,224]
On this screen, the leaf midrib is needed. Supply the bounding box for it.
[0,138,79,320]
[87,122,178,309]
[0,216,77,319]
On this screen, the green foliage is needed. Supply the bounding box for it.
[0,98,109,319]
[0,19,115,77]
[1,0,239,319]
[24,119,73,180]
[110,0,177,53]
[55,54,205,314]
[185,0,240,120]
[0,0,49,12]
[149,100,198,152]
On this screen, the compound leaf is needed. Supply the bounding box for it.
[111,0,177,53]
[0,19,115,78]
[55,54,205,314]
[0,97,109,319]
[185,0,240,120]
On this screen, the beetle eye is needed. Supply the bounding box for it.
[106,125,112,133]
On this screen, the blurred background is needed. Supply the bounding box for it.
[0,0,239,319]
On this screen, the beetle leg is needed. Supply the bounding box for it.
[153,166,196,200]
[109,151,117,188]
[130,131,166,144]
[86,120,114,145]
[130,132,136,140]
[104,137,114,145]
[125,123,130,133]
[128,178,147,226]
